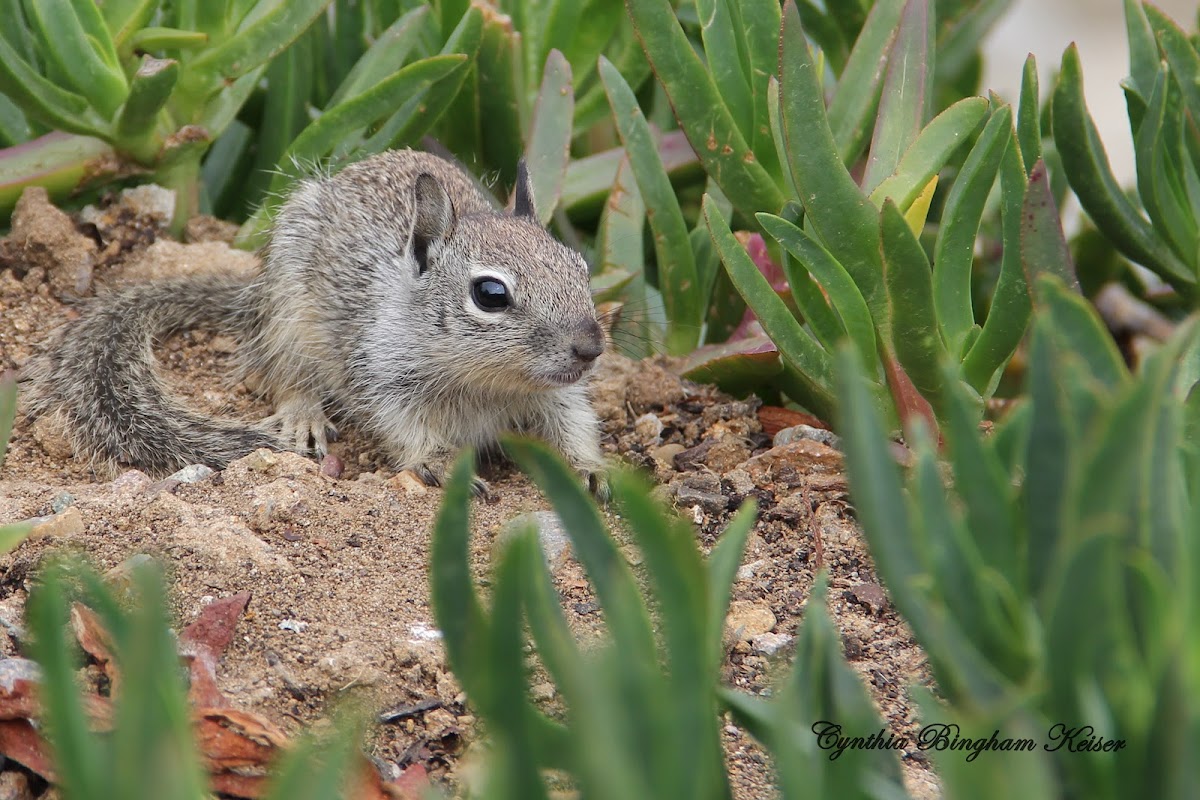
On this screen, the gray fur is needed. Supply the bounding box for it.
[20,149,607,490]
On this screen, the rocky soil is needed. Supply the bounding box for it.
[0,186,939,799]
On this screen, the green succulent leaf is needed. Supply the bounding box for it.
[261,714,363,800]
[1123,0,1158,102]
[934,104,1012,353]
[1021,159,1079,298]
[476,9,525,184]
[780,248,848,353]
[625,0,786,217]
[705,195,837,421]
[282,54,467,182]
[528,0,585,94]
[779,0,885,323]
[912,419,1031,685]
[482,535,552,799]
[1052,44,1195,288]
[723,574,906,799]
[935,0,1010,88]
[244,33,314,213]
[366,4,483,154]
[868,96,988,211]
[1134,65,1198,270]
[326,6,430,107]
[835,344,1010,705]
[525,50,574,227]
[115,57,179,162]
[827,0,904,166]
[0,33,110,138]
[941,368,1019,584]
[430,451,492,703]
[503,438,658,660]
[24,0,128,119]
[0,374,16,467]
[1016,54,1041,174]
[180,0,332,106]
[127,26,209,51]
[520,538,644,794]
[1039,276,1128,391]
[596,154,646,280]
[600,56,700,354]
[881,200,948,406]
[741,0,783,177]
[1145,4,1200,120]
[862,0,934,194]
[1020,317,1074,601]
[196,65,265,139]
[0,92,31,147]
[612,469,728,797]
[759,213,878,372]
[695,0,753,144]
[962,126,1030,394]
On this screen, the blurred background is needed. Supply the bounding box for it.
[984,0,1196,190]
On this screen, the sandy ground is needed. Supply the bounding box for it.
[0,187,939,799]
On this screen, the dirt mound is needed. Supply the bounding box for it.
[0,187,938,799]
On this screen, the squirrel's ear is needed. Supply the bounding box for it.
[513,160,537,221]
[412,173,456,274]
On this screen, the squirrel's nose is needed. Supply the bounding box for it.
[571,319,605,363]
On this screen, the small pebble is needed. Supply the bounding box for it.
[0,769,33,800]
[110,469,152,495]
[736,559,766,581]
[241,449,280,472]
[49,492,74,514]
[167,464,215,484]
[530,682,557,702]
[279,619,308,633]
[675,484,727,514]
[751,632,794,657]
[408,622,442,642]
[723,469,755,496]
[388,469,428,495]
[773,424,841,449]
[650,443,687,465]
[29,507,84,539]
[725,600,777,641]
[633,412,664,444]
[320,454,344,478]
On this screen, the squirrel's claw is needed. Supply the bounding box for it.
[262,395,336,458]
[414,460,494,501]
[585,470,611,504]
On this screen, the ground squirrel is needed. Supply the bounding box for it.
[20,149,608,495]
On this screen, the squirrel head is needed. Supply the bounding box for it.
[406,162,604,394]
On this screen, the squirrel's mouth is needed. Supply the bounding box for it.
[540,367,589,387]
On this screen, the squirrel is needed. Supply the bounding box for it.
[20,149,608,496]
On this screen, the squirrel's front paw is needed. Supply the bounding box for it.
[263,395,337,457]
[414,458,493,500]
[581,467,611,504]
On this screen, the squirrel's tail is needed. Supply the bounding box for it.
[20,273,283,476]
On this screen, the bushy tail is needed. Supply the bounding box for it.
[20,273,282,476]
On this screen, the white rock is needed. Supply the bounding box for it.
[751,632,794,657]
[168,464,215,483]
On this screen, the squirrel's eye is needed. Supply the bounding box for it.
[471,277,511,311]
